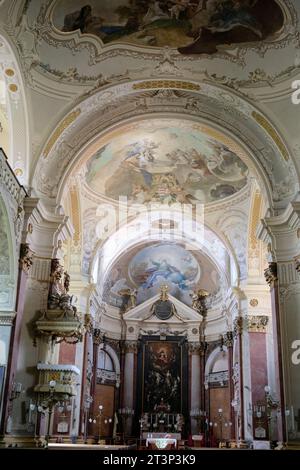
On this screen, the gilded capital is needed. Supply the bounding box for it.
[124,340,138,353]
[188,342,201,354]
[233,316,245,337]
[247,315,269,333]
[294,256,300,274]
[224,331,234,348]
[93,328,104,345]
[19,243,34,273]
[264,262,278,287]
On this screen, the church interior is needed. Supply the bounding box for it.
[1,0,300,452]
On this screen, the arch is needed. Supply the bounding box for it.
[99,343,120,377]
[32,79,298,212]
[205,346,229,378]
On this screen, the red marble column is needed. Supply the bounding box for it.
[119,343,125,408]
[87,329,100,437]
[234,316,245,440]
[225,332,234,439]
[265,263,286,441]
[0,244,33,434]
[248,319,269,438]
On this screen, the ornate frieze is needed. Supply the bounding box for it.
[247,315,269,333]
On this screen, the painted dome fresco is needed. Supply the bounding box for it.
[52,0,284,54]
[84,119,249,204]
[102,242,221,307]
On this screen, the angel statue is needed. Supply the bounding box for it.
[118,288,137,312]
[191,289,210,316]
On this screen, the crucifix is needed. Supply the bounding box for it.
[160,284,169,301]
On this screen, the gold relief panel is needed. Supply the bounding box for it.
[43,109,81,158]
[133,81,200,91]
[251,111,289,161]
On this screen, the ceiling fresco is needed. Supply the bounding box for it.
[53,0,284,53]
[102,242,220,307]
[84,119,249,205]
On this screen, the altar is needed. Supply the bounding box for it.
[144,433,180,450]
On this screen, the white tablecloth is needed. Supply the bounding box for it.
[146,438,177,449]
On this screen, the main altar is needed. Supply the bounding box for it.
[122,286,204,438]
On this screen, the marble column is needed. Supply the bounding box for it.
[87,329,101,438]
[247,316,269,439]
[224,331,234,439]
[258,203,300,443]
[0,244,34,435]
[189,342,201,435]
[233,312,252,441]
[7,198,74,436]
[122,341,138,436]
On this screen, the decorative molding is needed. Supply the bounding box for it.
[247,315,269,333]
[0,311,16,325]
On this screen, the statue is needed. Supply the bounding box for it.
[117,288,137,312]
[48,260,78,319]
[190,289,210,316]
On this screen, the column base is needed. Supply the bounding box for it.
[286,440,300,450]
[0,434,45,448]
